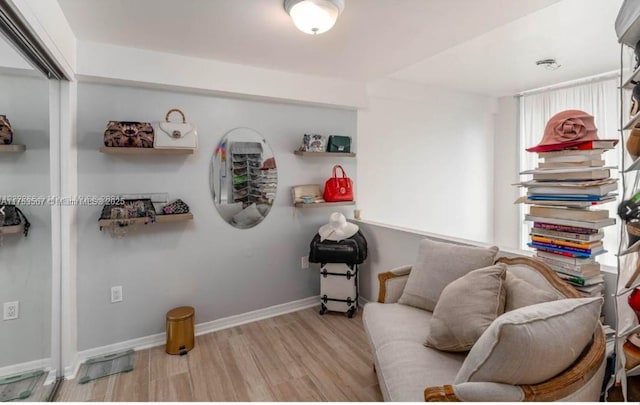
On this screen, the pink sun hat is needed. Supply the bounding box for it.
[526,109,615,153]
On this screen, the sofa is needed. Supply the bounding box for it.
[362,239,606,402]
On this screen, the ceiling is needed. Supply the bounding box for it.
[56,0,622,97]
[391,0,624,97]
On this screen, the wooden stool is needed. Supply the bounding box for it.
[166,306,195,355]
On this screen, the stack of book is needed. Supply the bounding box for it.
[518,143,617,298]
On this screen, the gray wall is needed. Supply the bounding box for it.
[0,73,52,368]
[76,82,357,350]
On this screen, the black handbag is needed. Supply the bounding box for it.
[327,135,351,153]
[162,199,190,215]
[0,205,30,236]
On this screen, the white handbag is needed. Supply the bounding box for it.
[153,108,198,149]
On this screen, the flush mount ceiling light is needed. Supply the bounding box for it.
[536,58,562,71]
[284,0,345,35]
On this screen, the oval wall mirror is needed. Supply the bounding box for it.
[210,127,277,229]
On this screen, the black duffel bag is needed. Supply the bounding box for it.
[309,230,367,265]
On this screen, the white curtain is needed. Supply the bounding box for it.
[518,77,620,266]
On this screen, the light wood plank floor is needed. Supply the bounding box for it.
[55,307,382,402]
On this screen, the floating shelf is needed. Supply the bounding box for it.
[0,224,24,235]
[624,157,640,173]
[627,362,640,377]
[624,65,640,90]
[100,147,194,155]
[619,20,640,48]
[0,144,26,153]
[619,323,640,340]
[294,150,355,157]
[98,213,193,229]
[623,111,640,130]
[294,201,355,208]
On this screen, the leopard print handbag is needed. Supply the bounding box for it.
[0,115,14,145]
[103,121,154,148]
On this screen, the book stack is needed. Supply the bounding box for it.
[518,142,617,298]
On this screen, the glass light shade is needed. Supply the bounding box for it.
[288,0,341,35]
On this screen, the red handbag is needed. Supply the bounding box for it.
[323,165,354,202]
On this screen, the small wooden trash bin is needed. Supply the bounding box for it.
[166,306,195,355]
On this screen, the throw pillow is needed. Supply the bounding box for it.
[454,297,603,385]
[504,271,557,312]
[398,239,499,311]
[425,264,507,352]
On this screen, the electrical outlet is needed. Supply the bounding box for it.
[3,301,19,320]
[111,286,123,303]
[301,256,309,269]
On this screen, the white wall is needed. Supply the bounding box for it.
[75,82,357,350]
[492,96,520,249]
[76,41,368,110]
[357,79,497,243]
[0,73,52,368]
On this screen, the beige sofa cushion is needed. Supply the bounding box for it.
[363,302,465,401]
[455,297,603,385]
[504,271,557,312]
[426,264,506,352]
[398,239,499,311]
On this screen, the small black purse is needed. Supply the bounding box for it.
[0,205,30,236]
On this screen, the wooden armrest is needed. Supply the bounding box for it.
[377,265,412,303]
[424,385,459,402]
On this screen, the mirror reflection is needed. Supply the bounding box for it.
[210,127,277,229]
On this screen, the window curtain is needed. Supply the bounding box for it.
[518,77,620,266]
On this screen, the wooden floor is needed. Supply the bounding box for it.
[55,307,382,402]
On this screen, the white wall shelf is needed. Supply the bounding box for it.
[294,150,355,158]
[623,111,640,130]
[99,147,194,155]
[0,224,25,235]
[294,201,355,208]
[0,145,26,152]
[623,65,640,90]
[624,157,640,173]
[98,213,193,229]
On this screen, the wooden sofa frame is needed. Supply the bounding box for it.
[375,256,606,402]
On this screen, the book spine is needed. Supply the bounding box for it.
[530,241,595,254]
[529,207,607,221]
[530,244,592,258]
[574,141,616,150]
[533,222,598,234]
[552,265,597,278]
[555,273,587,286]
[532,170,609,181]
[535,251,595,265]
[530,228,598,241]
[530,235,595,249]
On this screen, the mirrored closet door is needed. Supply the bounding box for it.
[0,6,65,401]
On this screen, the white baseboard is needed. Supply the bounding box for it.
[0,358,51,378]
[195,296,318,336]
[66,296,319,379]
[0,358,56,386]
